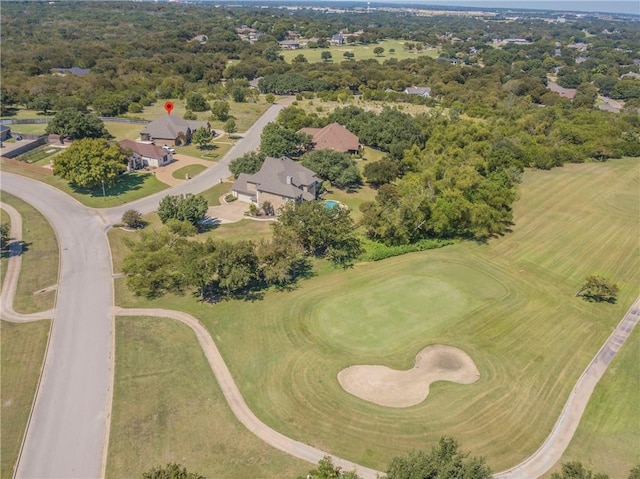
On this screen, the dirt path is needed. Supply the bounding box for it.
[0,202,55,322]
[113,306,384,479]
[495,295,640,479]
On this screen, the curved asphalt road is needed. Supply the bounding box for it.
[2,96,638,478]
[2,176,113,479]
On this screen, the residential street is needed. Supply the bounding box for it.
[2,175,113,479]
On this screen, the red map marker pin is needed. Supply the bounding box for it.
[164,101,174,115]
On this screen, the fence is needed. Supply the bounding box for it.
[1,117,149,125]
[1,137,48,159]
[1,157,53,176]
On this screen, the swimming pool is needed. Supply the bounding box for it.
[324,200,339,209]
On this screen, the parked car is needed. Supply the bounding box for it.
[162,144,176,153]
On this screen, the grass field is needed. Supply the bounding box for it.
[172,164,206,180]
[113,157,639,472]
[106,316,307,479]
[0,193,58,314]
[104,122,142,141]
[0,320,50,479]
[295,96,434,119]
[549,327,640,478]
[1,162,168,208]
[280,39,439,64]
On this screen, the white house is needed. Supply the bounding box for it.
[118,140,173,169]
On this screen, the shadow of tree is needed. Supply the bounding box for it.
[1,240,31,259]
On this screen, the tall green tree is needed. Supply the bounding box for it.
[123,229,187,298]
[260,123,312,158]
[273,201,362,267]
[46,108,109,139]
[191,126,213,149]
[0,223,10,250]
[53,138,128,188]
[385,436,492,479]
[141,463,206,479]
[185,92,208,112]
[575,275,619,302]
[229,151,265,178]
[157,194,208,227]
[210,100,230,121]
[298,456,362,479]
[300,150,361,188]
[550,462,609,479]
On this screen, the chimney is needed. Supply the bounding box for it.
[286,175,293,185]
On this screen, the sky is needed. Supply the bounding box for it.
[378,1,640,15]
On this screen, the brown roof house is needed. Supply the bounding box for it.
[119,140,173,170]
[140,116,210,146]
[232,156,321,211]
[298,123,359,154]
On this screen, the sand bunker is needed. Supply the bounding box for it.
[337,345,480,408]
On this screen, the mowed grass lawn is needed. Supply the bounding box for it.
[114,157,639,472]
[280,39,439,63]
[106,316,307,479]
[0,320,50,479]
[0,193,58,313]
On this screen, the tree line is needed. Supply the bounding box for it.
[123,198,361,300]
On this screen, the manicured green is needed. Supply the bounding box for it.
[1,193,58,313]
[1,162,168,208]
[106,316,307,479]
[114,158,639,471]
[551,328,640,478]
[281,40,439,64]
[0,320,50,479]
[171,164,206,180]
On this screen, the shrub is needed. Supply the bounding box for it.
[121,209,144,229]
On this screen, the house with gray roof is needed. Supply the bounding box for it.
[403,86,431,97]
[232,156,321,211]
[140,115,210,146]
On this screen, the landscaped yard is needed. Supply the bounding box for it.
[280,39,439,64]
[106,316,307,479]
[1,193,58,314]
[1,162,168,208]
[0,320,50,479]
[113,157,639,473]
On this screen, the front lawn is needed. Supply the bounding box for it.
[1,162,168,208]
